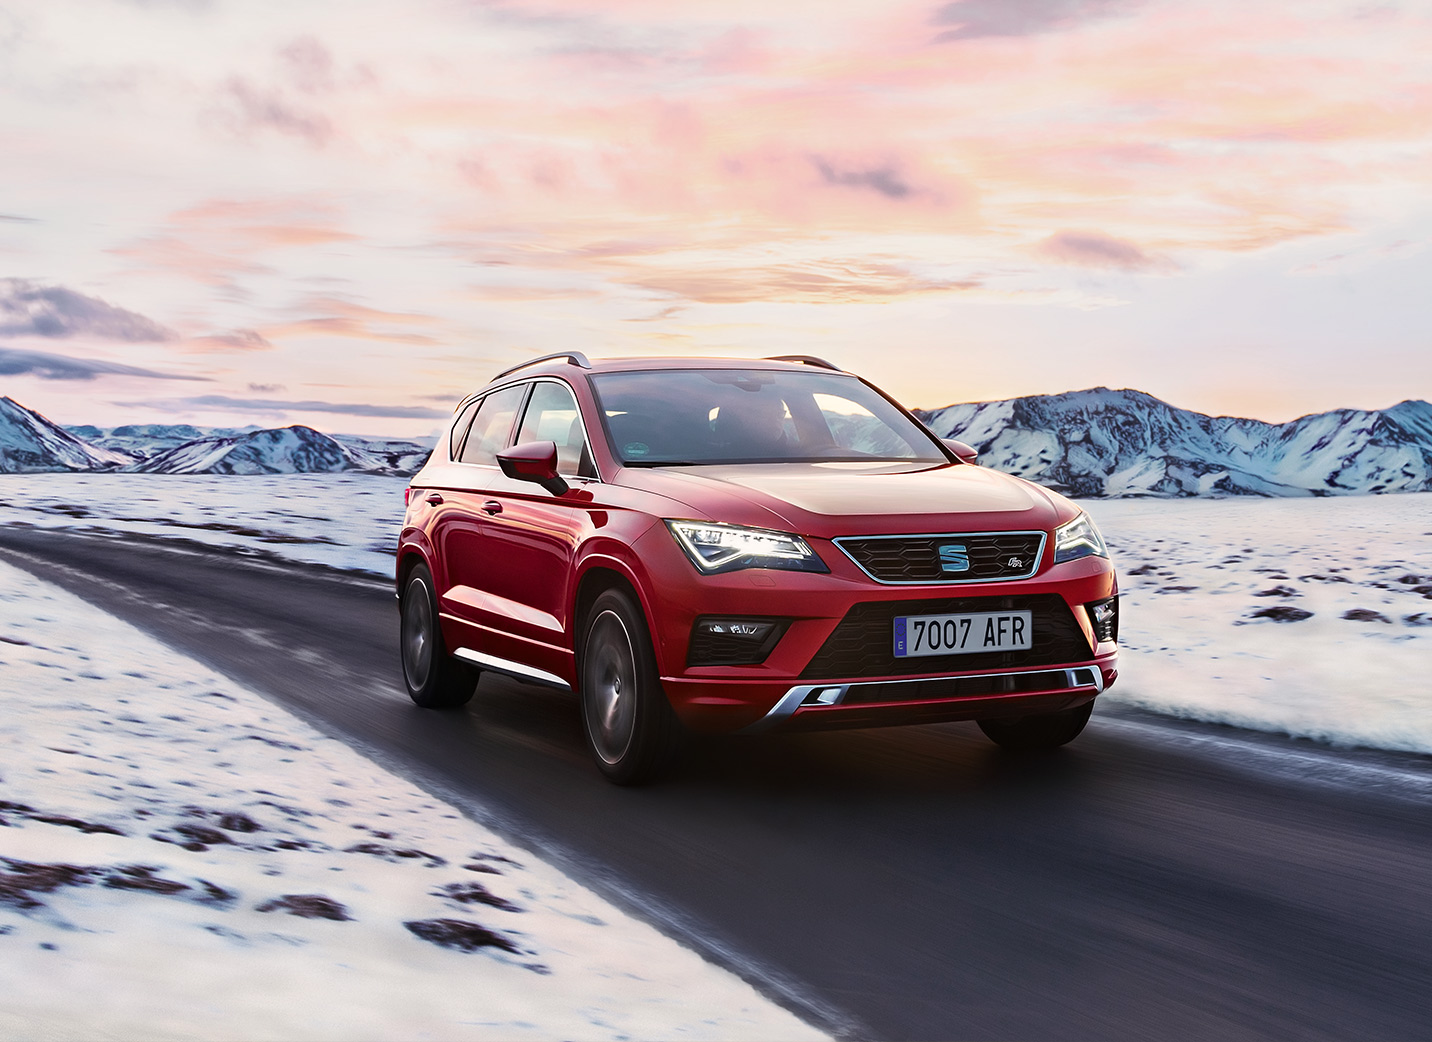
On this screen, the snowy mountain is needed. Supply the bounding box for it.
[8,390,1430,494]
[330,434,435,476]
[68,422,247,462]
[131,425,411,475]
[918,388,1432,497]
[0,397,432,475]
[0,396,131,473]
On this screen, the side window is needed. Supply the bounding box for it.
[448,398,481,460]
[458,383,528,465]
[516,381,594,477]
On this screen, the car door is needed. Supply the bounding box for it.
[473,378,601,680]
[431,381,530,645]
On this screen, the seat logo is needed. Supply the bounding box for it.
[938,544,970,573]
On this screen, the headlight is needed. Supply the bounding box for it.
[665,520,828,575]
[1053,512,1108,564]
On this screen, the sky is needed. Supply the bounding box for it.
[1,0,1430,437]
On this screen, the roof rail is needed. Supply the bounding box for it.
[763,354,843,372]
[493,352,593,381]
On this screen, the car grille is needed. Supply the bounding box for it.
[801,593,1092,680]
[835,532,1045,584]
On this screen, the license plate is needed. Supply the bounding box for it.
[893,611,1033,658]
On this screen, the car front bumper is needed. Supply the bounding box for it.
[633,525,1120,733]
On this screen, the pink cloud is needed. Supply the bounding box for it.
[1036,230,1175,273]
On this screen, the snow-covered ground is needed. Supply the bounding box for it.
[0,472,408,576]
[1095,493,1432,755]
[0,560,825,1041]
[1,473,1429,754]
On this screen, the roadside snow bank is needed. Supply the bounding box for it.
[1093,494,1432,755]
[0,472,406,577]
[0,561,824,1041]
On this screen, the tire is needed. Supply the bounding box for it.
[399,563,475,709]
[579,589,681,785]
[977,701,1093,752]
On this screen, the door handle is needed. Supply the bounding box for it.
[425,492,444,506]
[482,500,503,515]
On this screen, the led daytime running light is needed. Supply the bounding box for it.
[1053,512,1108,564]
[666,521,825,574]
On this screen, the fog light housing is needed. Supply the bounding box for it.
[1087,596,1119,644]
[687,617,788,666]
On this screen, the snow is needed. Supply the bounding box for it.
[920,387,1432,497]
[2,473,1429,755]
[0,397,130,473]
[0,559,826,1041]
[1096,493,1432,755]
[1,397,433,477]
[0,472,408,577]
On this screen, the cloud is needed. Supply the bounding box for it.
[0,280,177,341]
[0,346,206,382]
[1035,230,1176,273]
[278,36,335,95]
[247,383,286,393]
[217,78,333,146]
[931,0,1138,41]
[262,297,440,344]
[130,394,450,420]
[811,157,912,200]
[628,261,981,304]
[116,0,214,9]
[0,214,37,223]
[187,329,274,352]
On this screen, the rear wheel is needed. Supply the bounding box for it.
[579,589,680,785]
[977,701,1093,752]
[400,563,475,709]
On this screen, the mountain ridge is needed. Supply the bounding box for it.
[0,397,432,476]
[916,387,1432,497]
[4,390,1431,495]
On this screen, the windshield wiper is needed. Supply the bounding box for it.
[622,459,700,467]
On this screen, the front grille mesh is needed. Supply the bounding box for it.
[835,668,1098,706]
[801,593,1092,680]
[836,532,1044,583]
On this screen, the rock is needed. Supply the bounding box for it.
[256,894,351,921]
[1248,606,1314,623]
[1342,609,1391,623]
[1255,585,1299,597]
[404,917,520,954]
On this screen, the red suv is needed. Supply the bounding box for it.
[398,354,1118,783]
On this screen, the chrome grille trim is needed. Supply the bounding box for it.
[741,665,1104,733]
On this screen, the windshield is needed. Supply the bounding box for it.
[590,369,948,465]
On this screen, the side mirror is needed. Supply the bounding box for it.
[497,441,569,496]
[942,438,979,465]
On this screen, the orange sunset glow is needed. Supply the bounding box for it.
[2,0,1430,434]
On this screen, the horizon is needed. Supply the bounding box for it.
[7,382,1432,446]
[3,1,1431,435]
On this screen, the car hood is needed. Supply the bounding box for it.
[616,461,1070,537]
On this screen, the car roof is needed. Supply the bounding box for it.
[484,354,850,386]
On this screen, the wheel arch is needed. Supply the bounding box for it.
[571,560,671,673]
[395,539,432,596]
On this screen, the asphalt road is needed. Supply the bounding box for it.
[4,525,1431,1041]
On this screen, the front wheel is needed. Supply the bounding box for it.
[579,589,680,785]
[977,701,1093,752]
[400,563,475,709]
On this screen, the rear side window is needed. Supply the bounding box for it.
[515,381,594,477]
[448,398,481,460]
[458,383,528,465]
